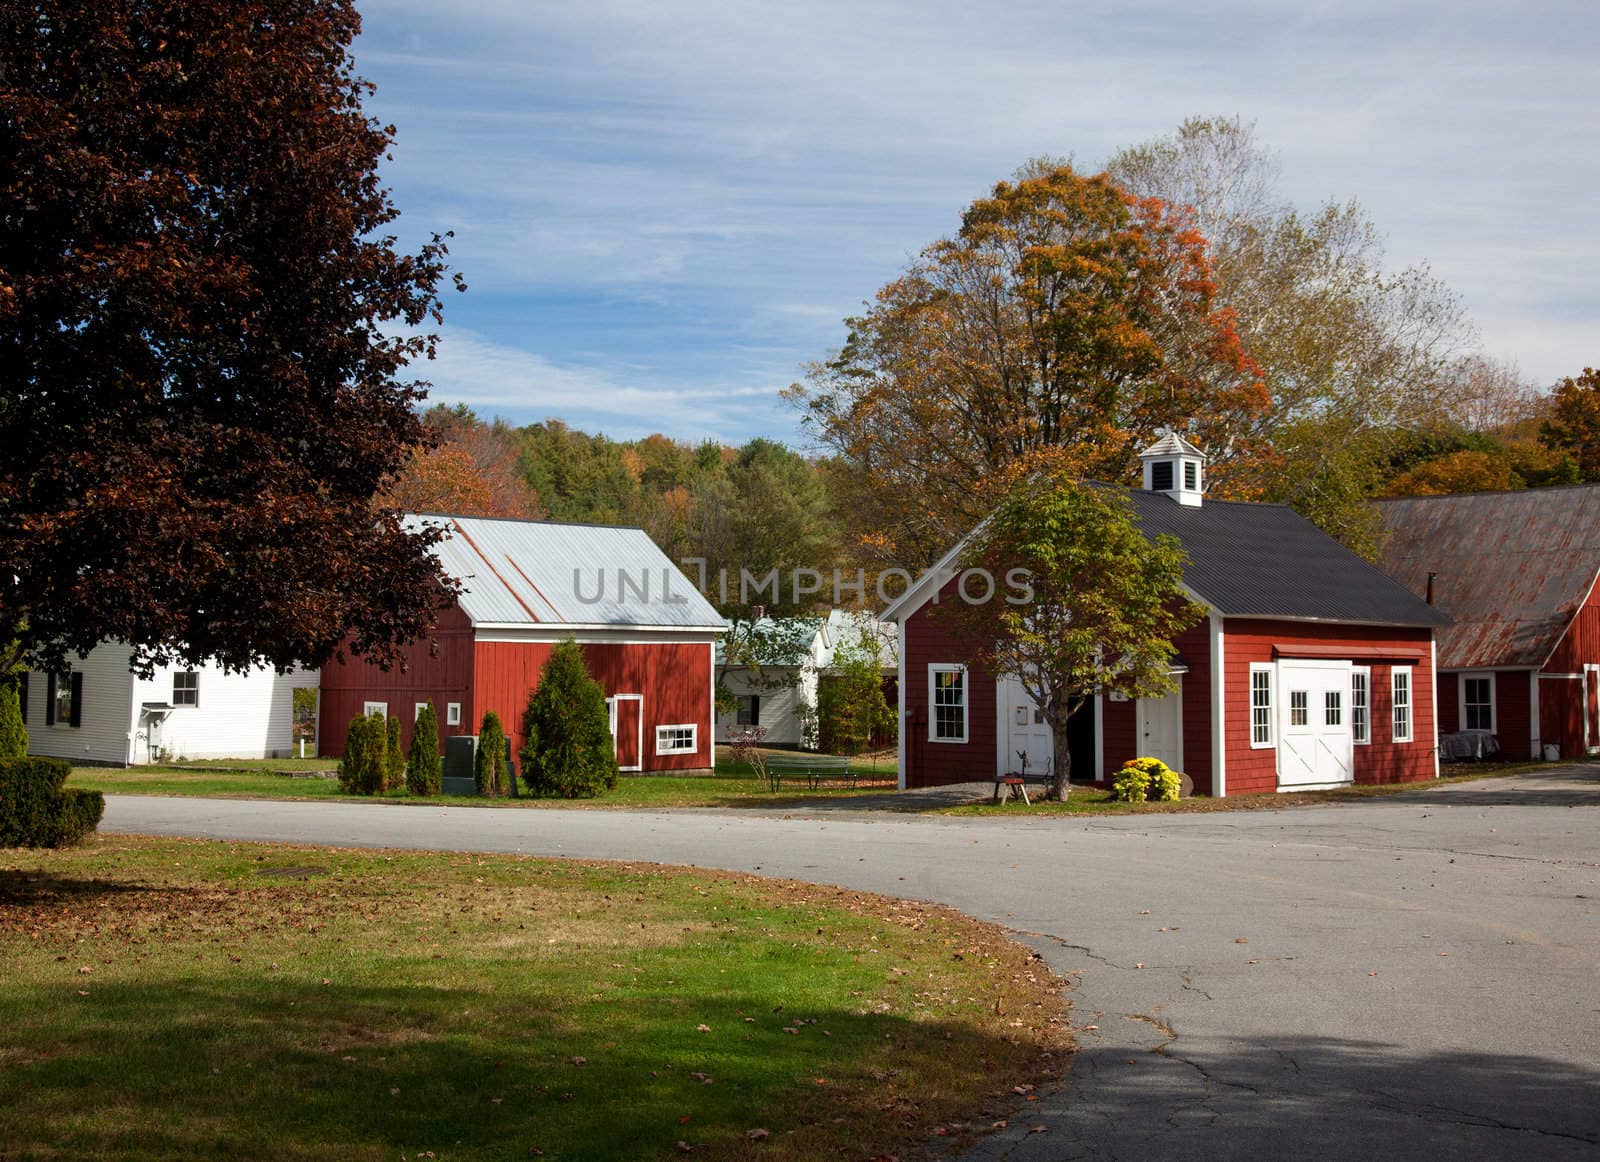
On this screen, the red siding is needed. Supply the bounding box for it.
[1436,672,1460,735]
[473,640,713,772]
[319,602,476,757]
[1494,671,1532,760]
[902,590,997,788]
[1100,697,1136,780]
[1175,621,1214,795]
[1541,572,1600,758]
[1222,619,1436,794]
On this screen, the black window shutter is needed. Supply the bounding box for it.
[16,673,25,724]
[751,695,760,726]
[45,673,56,726]
[70,672,84,727]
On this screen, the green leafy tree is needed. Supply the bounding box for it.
[0,0,464,678]
[474,711,510,797]
[385,716,404,791]
[520,641,617,799]
[948,474,1204,801]
[406,703,442,796]
[817,628,895,756]
[0,682,26,758]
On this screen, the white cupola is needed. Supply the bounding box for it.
[1139,432,1206,507]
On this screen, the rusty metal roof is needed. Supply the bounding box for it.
[406,514,725,631]
[1375,485,1600,669]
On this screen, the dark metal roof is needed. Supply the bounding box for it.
[1375,485,1600,669]
[1123,491,1449,627]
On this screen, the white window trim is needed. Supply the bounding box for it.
[1352,667,1371,746]
[52,672,75,730]
[446,702,462,726]
[414,702,430,721]
[172,670,200,709]
[1392,666,1414,744]
[363,701,388,719]
[1249,663,1274,749]
[1459,670,1496,734]
[654,723,697,755]
[928,663,969,744]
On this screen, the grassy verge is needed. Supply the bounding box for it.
[0,836,1068,1161]
[943,762,1554,816]
[66,746,899,810]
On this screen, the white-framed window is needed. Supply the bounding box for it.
[655,724,697,755]
[1392,667,1413,743]
[446,702,462,726]
[172,671,199,707]
[414,702,430,721]
[1249,664,1274,747]
[1289,689,1309,728]
[1352,667,1370,745]
[1461,672,1495,732]
[51,672,76,727]
[363,701,388,719]
[929,664,968,743]
[735,694,760,726]
[1324,689,1342,727]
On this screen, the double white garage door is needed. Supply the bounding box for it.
[1276,660,1355,790]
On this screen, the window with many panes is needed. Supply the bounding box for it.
[1392,667,1413,742]
[1462,674,1494,731]
[1324,689,1342,727]
[1351,668,1370,744]
[173,671,199,707]
[930,665,967,742]
[655,724,697,754]
[1289,689,1309,727]
[735,694,760,726]
[1250,665,1273,747]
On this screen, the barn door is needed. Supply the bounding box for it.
[1586,666,1600,755]
[1277,661,1354,789]
[607,694,643,772]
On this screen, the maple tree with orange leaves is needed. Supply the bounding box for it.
[788,163,1267,567]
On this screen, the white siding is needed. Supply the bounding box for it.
[715,665,817,747]
[129,662,320,763]
[23,643,138,766]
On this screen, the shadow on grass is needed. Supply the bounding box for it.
[0,978,1057,1161]
[0,870,163,906]
[1063,1032,1600,1156]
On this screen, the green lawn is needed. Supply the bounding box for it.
[66,747,899,810]
[0,836,1068,1160]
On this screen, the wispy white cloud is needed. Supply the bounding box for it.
[359,0,1600,427]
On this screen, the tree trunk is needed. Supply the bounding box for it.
[1048,719,1074,802]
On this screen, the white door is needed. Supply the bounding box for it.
[999,676,1053,778]
[1136,680,1184,772]
[1277,661,1354,789]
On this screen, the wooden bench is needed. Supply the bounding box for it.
[765,753,857,791]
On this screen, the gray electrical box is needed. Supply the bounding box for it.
[443,734,478,796]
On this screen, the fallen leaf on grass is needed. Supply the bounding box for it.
[746,1128,770,1141]
[569,1056,587,1066]
[696,1024,711,1033]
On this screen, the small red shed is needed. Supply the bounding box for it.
[1377,485,1600,761]
[320,515,725,772]
[883,436,1449,796]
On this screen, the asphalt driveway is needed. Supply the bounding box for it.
[102,766,1600,1159]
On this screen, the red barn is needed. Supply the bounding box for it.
[320,515,724,772]
[883,436,1449,796]
[1377,485,1600,761]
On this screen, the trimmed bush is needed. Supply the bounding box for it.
[386,715,405,790]
[0,757,104,847]
[338,713,389,795]
[475,711,510,796]
[0,682,26,758]
[1111,756,1182,803]
[406,703,442,796]
[520,640,617,799]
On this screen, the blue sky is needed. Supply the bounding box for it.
[356,0,1598,446]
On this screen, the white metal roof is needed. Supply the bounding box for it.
[407,514,725,631]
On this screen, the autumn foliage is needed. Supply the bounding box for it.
[791,163,1266,565]
[1542,368,1600,481]
[0,1,461,675]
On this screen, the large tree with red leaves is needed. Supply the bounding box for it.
[0,0,463,674]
